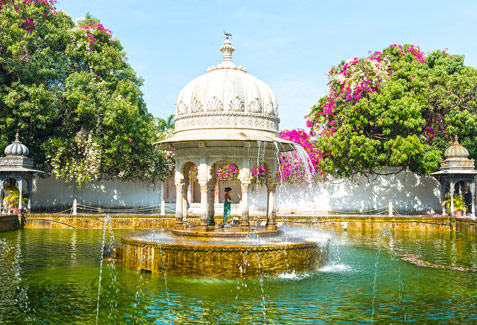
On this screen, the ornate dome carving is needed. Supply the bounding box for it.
[4,132,29,157]
[439,135,475,171]
[174,39,280,136]
[444,135,469,158]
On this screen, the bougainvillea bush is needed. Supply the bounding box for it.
[189,165,198,182]
[251,165,267,185]
[278,129,321,182]
[308,44,477,177]
[216,165,239,182]
[0,0,169,186]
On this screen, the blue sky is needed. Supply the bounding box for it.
[57,0,477,131]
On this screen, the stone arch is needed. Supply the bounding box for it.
[174,159,198,229]
[181,160,200,205]
[210,158,242,172]
[180,160,198,187]
[211,159,241,203]
[212,159,240,180]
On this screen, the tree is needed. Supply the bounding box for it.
[156,114,175,133]
[0,1,168,186]
[308,44,477,178]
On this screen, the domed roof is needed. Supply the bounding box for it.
[173,38,280,137]
[157,36,295,152]
[444,135,469,158]
[5,132,29,157]
[431,135,477,174]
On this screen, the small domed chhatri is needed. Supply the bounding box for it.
[431,135,476,218]
[0,132,43,213]
[5,132,30,157]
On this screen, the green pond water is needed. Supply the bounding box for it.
[0,226,476,324]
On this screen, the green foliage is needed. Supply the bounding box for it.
[3,187,28,208]
[0,1,169,186]
[157,114,175,133]
[441,194,465,211]
[309,45,477,177]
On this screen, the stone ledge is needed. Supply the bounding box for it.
[22,214,477,235]
[0,215,20,232]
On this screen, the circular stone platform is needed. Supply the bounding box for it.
[121,228,329,278]
[171,225,282,238]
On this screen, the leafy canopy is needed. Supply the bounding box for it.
[308,44,477,177]
[0,0,170,186]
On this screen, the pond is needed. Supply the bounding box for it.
[0,226,475,323]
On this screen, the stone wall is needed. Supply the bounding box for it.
[27,169,455,215]
[0,215,20,232]
[190,168,444,215]
[31,176,163,210]
[250,169,443,215]
[23,214,477,236]
[24,214,175,229]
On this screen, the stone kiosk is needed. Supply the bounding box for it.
[0,133,43,214]
[431,136,476,218]
[121,36,329,278]
[158,37,295,232]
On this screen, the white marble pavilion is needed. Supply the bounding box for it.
[158,37,294,231]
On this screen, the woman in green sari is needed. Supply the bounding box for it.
[223,187,232,225]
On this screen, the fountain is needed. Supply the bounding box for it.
[118,36,329,277]
[1,39,476,325]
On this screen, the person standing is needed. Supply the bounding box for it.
[464,189,472,215]
[223,187,232,226]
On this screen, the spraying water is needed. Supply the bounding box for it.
[96,215,112,324]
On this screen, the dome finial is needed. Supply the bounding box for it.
[220,35,235,64]
[4,131,29,156]
[207,33,247,73]
[454,134,459,144]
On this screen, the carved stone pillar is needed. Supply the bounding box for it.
[17,178,23,211]
[182,185,188,221]
[27,179,32,211]
[0,179,4,215]
[187,184,192,207]
[199,183,209,231]
[240,182,250,229]
[449,181,455,217]
[175,182,184,229]
[470,181,475,218]
[267,183,277,230]
[207,184,215,226]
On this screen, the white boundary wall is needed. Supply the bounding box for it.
[31,176,163,210]
[249,169,441,215]
[30,169,442,214]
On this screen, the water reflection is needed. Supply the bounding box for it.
[0,228,475,323]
